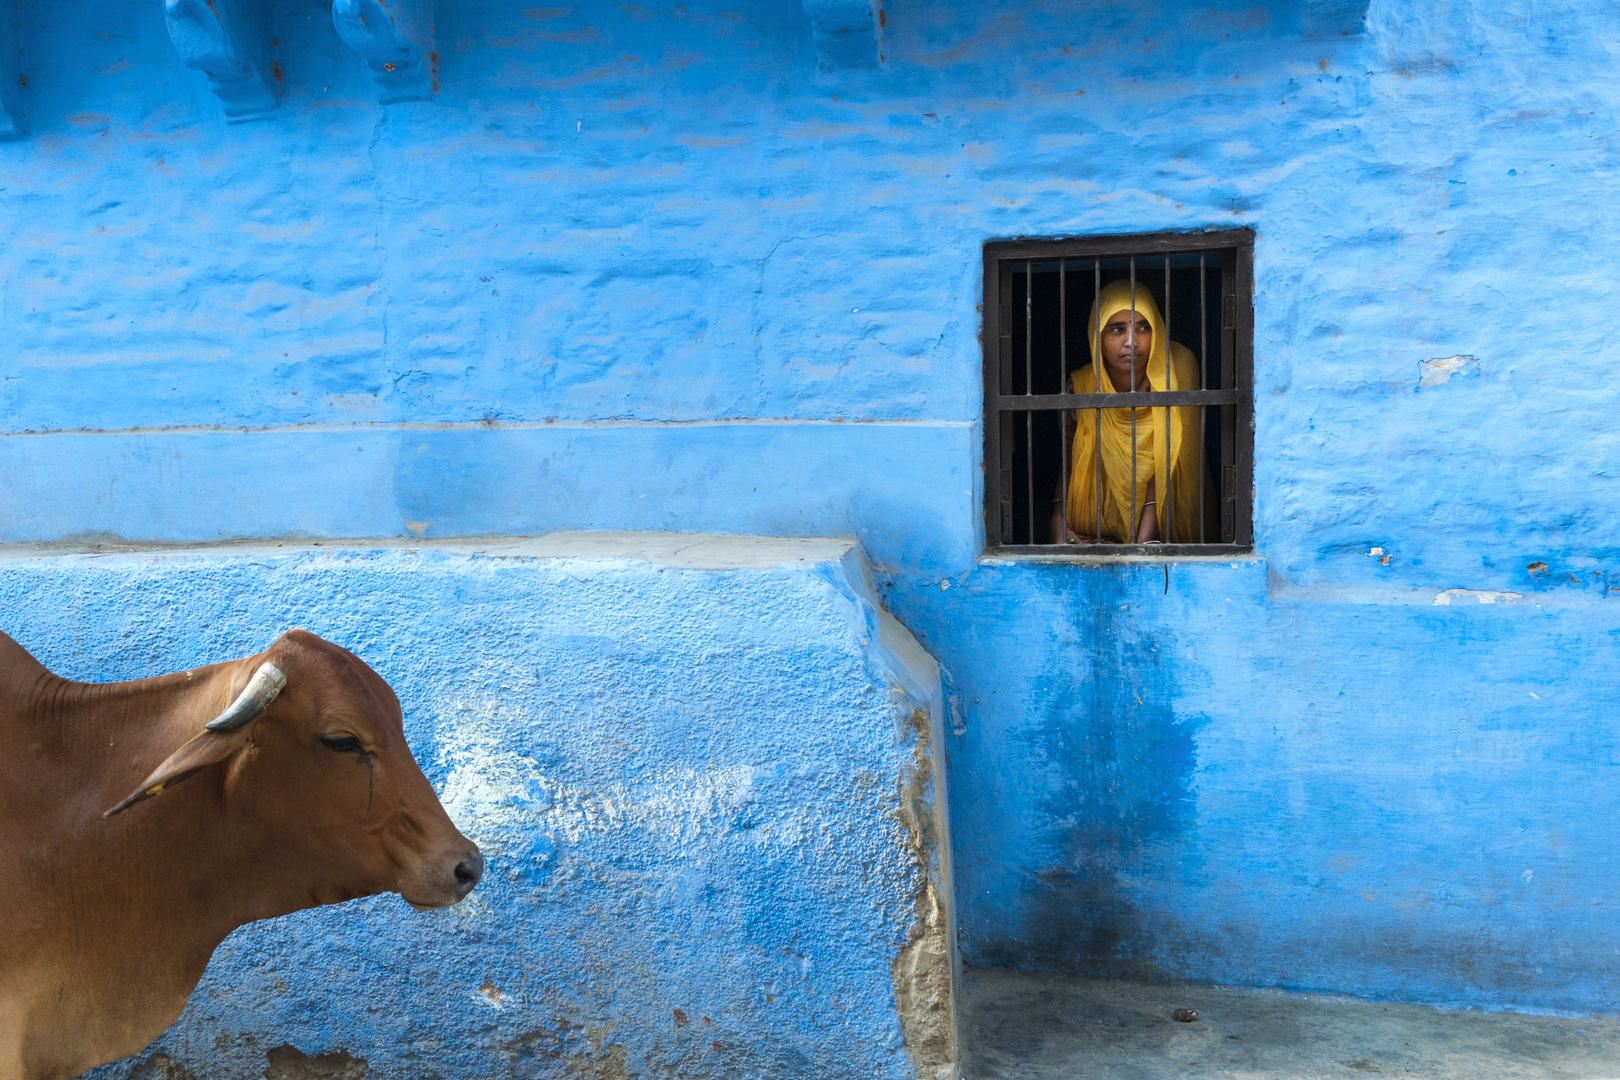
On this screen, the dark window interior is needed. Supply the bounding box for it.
[984,233,1254,554]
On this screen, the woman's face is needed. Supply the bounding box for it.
[1100,308,1153,374]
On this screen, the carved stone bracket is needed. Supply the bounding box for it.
[333,0,434,104]
[0,6,22,139]
[802,0,885,71]
[163,0,277,122]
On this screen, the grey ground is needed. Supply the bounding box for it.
[959,969,1620,1080]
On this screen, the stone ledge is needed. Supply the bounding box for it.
[0,531,862,569]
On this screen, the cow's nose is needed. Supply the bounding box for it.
[453,852,484,895]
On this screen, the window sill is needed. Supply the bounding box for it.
[982,543,1255,564]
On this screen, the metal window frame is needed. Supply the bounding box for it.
[981,228,1255,558]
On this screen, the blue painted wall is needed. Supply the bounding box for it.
[2,539,949,1079]
[887,562,1620,1013]
[3,0,1618,1025]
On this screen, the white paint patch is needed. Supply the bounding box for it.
[436,702,552,845]
[435,689,772,853]
[1419,354,1480,388]
[1432,589,1524,605]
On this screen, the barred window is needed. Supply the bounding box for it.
[981,230,1254,555]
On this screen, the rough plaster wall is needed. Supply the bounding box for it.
[3,0,1620,1018]
[0,541,949,1079]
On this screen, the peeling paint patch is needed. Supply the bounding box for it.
[127,1054,197,1080]
[263,1045,368,1079]
[892,706,955,1079]
[566,1040,629,1080]
[1432,589,1523,605]
[1417,354,1480,389]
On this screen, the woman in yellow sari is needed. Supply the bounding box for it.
[1050,279,1216,544]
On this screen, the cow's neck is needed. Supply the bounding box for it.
[56,661,299,922]
[1,658,298,1073]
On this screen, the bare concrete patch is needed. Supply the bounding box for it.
[502,1020,630,1079]
[893,706,956,1079]
[566,1042,630,1079]
[263,1045,369,1080]
[1418,354,1480,389]
[128,1054,198,1080]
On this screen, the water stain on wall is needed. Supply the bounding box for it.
[1017,567,1204,979]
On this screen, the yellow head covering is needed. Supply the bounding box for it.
[1065,279,1215,543]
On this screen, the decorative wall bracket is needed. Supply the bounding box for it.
[0,6,23,139]
[802,0,886,71]
[333,0,434,104]
[163,0,277,122]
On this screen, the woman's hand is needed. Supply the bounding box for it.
[1132,477,1160,543]
[1048,510,1102,545]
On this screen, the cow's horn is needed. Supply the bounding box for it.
[203,662,287,731]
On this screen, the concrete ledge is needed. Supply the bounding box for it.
[0,531,866,569]
[0,534,955,1079]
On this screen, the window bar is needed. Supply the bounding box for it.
[1163,252,1172,543]
[1025,260,1034,544]
[1093,258,1102,543]
[1057,259,1067,546]
[1198,253,1207,544]
[998,263,1014,545]
[1129,257,1137,544]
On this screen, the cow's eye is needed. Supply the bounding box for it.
[319,735,364,755]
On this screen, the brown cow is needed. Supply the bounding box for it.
[0,628,482,1080]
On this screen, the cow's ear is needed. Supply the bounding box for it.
[104,725,254,817]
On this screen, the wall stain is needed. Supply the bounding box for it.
[1017,566,1203,979]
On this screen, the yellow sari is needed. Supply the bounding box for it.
[1065,280,1215,543]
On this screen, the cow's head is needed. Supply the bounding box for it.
[106,629,482,911]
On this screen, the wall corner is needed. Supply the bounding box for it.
[832,544,960,1079]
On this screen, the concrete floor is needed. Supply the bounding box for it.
[958,969,1620,1080]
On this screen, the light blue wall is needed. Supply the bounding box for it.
[3,0,1618,1028]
